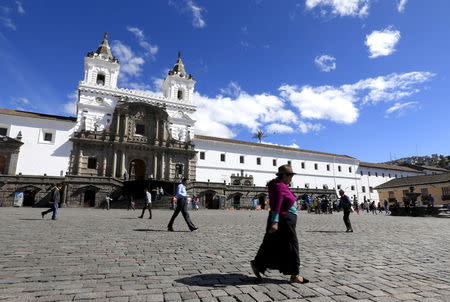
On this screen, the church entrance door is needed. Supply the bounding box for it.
[83,190,96,207]
[130,159,146,180]
[23,191,36,207]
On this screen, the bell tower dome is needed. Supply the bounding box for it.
[162,52,196,104]
[83,32,120,88]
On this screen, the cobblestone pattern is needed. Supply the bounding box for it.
[0,208,449,302]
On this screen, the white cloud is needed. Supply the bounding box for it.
[63,91,78,115]
[280,85,359,124]
[279,71,434,124]
[0,6,16,30]
[169,0,206,28]
[126,26,158,57]
[10,97,35,111]
[385,101,419,116]
[193,71,434,138]
[266,123,294,134]
[314,55,336,72]
[365,26,401,58]
[193,88,299,138]
[298,121,323,133]
[111,40,145,77]
[305,0,370,18]
[187,0,206,28]
[346,71,435,104]
[16,1,25,14]
[219,82,242,98]
[261,141,300,149]
[397,0,408,12]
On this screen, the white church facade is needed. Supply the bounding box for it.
[0,33,437,208]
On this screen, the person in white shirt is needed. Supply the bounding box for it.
[167,178,198,231]
[138,188,152,219]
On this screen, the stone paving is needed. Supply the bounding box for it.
[0,208,449,302]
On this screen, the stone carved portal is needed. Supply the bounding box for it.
[130,159,146,180]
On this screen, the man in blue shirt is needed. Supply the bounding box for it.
[168,178,198,232]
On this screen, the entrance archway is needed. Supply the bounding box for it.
[130,159,146,180]
[203,190,218,209]
[258,194,267,210]
[0,155,6,175]
[83,190,96,207]
[23,191,36,207]
[233,194,241,210]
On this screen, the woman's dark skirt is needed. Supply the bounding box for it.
[253,212,300,275]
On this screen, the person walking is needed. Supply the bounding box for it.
[167,178,198,232]
[339,189,353,232]
[384,199,389,215]
[138,188,152,219]
[103,195,112,210]
[251,165,309,284]
[41,184,61,220]
[127,195,136,211]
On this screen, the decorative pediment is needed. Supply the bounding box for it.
[169,111,195,123]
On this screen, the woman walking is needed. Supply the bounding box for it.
[251,165,309,284]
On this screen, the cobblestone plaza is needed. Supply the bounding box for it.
[0,208,449,302]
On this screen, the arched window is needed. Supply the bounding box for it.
[177,89,183,100]
[96,73,105,85]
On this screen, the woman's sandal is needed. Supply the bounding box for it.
[290,275,310,284]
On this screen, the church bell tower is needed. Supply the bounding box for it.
[83,32,120,88]
[162,52,196,104]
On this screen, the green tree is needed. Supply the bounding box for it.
[252,129,267,143]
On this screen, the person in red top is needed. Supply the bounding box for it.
[251,165,309,284]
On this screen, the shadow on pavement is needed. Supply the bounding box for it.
[133,228,189,233]
[18,218,44,221]
[175,273,289,286]
[305,230,344,233]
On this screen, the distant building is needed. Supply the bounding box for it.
[376,173,450,207]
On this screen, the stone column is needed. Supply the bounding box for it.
[153,153,158,179]
[123,115,129,140]
[160,152,165,180]
[154,119,159,143]
[112,149,117,178]
[78,149,83,175]
[102,151,107,176]
[62,184,68,207]
[121,150,126,175]
[114,113,120,136]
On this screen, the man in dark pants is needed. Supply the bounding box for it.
[138,188,152,219]
[339,189,353,232]
[41,184,61,220]
[168,178,198,232]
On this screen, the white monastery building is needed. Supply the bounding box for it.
[0,33,445,208]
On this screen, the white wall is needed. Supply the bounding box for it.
[194,138,424,203]
[0,113,75,176]
[194,138,360,197]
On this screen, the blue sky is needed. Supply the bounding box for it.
[0,0,449,163]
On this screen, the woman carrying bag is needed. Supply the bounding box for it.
[251,165,309,284]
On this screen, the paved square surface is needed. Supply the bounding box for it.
[0,208,449,302]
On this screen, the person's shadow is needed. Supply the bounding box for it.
[175,273,289,286]
[133,229,189,233]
